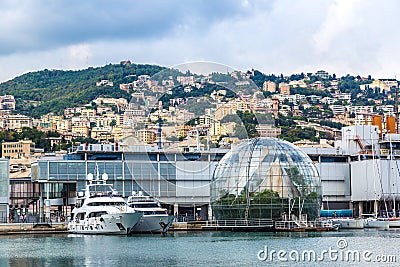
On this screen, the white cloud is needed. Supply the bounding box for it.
[313,1,362,54]
[67,44,92,67]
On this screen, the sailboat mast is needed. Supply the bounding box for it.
[389,134,396,217]
[394,80,399,216]
[396,84,399,134]
[371,129,378,217]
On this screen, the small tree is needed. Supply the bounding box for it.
[110,119,117,127]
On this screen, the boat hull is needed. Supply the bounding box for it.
[68,213,142,235]
[377,219,400,228]
[332,219,364,229]
[131,215,174,233]
[363,219,390,229]
[389,220,400,228]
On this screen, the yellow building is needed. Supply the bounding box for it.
[256,124,282,137]
[71,125,90,138]
[262,81,276,93]
[214,100,251,121]
[370,79,397,92]
[51,115,63,130]
[56,119,72,133]
[133,129,157,144]
[235,101,250,112]
[81,108,96,118]
[1,140,35,159]
[2,114,32,131]
[279,83,290,95]
[175,125,191,138]
[91,126,113,142]
[210,122,222,137]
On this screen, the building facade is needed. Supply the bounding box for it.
[7,125,400,222]
[1,114,32,130]
[2,140,35,159]
[32,144,228,221]
[0,159,9,222]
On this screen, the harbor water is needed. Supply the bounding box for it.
[0,229,399,266]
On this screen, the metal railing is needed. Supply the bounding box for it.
[275,219,334,229]
[205,219,274,227]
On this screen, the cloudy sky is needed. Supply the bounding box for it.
[0,0,399,82]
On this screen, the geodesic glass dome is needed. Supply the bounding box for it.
[211,138,321,221]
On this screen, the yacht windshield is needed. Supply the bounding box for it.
[131,203,159,208]
[142,210,168,215]
[88,211,108,217]
[87,202,126,206]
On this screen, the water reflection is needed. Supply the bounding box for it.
[0,230,399,266]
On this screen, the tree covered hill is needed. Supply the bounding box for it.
[0,62,165,118]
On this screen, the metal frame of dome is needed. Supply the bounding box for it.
[119,135,146,146]
[211,137,322,221]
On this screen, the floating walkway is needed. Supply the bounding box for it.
[274,220,338,232]
[170,219,337,232]
[201,219,337,232]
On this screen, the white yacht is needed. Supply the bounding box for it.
[378,217,400,228]
[68,172,142,235]
[127,191,174,233]
[363,217,390,230]
[331,218,364,229]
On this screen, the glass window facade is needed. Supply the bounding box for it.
[0,159,9,222]
[0,159,9,201]
[34,151,223,207]
[10,180,40,204]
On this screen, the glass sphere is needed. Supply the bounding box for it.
[211,138,321,221]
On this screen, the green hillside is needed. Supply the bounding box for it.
[0,62,165,118]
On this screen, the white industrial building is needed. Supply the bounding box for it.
[304,125,400,216]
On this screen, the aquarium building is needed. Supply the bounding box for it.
[211,138,322,221]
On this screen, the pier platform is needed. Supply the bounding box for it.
[201,219,274,232]
[274,220,338,232]
[170,219,336,232]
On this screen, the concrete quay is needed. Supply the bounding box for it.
[169,221,206,231]
[0,222,204,235]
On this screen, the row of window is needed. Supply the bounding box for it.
[3,149,24,154]
[3,144,23,148]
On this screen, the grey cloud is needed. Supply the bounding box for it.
[0,0,246,55]
[1,0,400,82]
